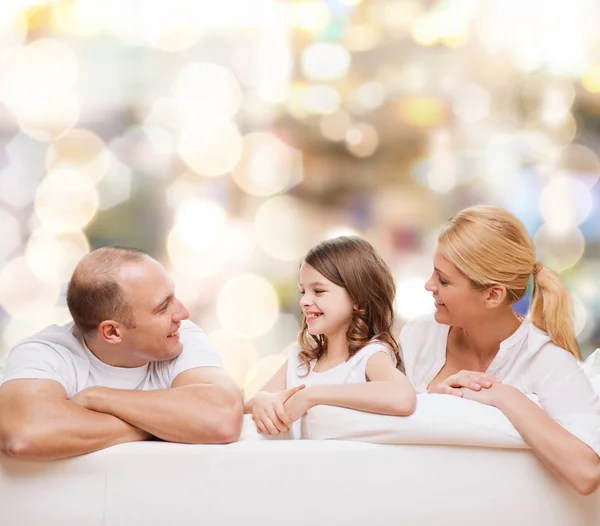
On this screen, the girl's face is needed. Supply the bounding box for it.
[424,250,489,327]
[299,263,355,339]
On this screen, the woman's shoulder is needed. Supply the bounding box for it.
[400,313,447,342]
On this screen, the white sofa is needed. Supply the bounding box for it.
[1,393,599,526]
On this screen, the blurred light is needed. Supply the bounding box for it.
[45,128,110,183]
[0,257,61,320]
[396,277,434,320]
[539,84,575,127]
[424,129,457,194]
[290,2,331,32]
[173,199,227,251]
[208,329,258,387]
[301,43,351,82]
[173,63,242,119]
[0,208,21,264]
[167,229,230,278]
[52,0,106,36]
[411,16,437,46]
[178,117,243,177]
[320,110,352,142]
[109,125,172,177]
[581,64,600,93]
[572,294,588,338]
[95,156,132,211]
[232,132,303,196]
[143,125,175,158]
[345,123,379,158]
[254,196,309,261]
[216,274,279,339]
[302,85,341,115]
[0,11,27,53]
[323,226,360,239]
[342,25,381,52]
[539,176,592,233]
[16,94,80,141]
[0,39,79,120]
[25,228,90,284]
[34,169,99,232]
[348,82,387,115]
[452,84,490,123]
[396,96,446,127]
[555,144,600,189]
[244,353,287,398]
[1,306,72,355]
[534,224,585,271]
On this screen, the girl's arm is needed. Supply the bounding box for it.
[462,383,600,495]
[244,360,305,435]
[285,353,416,421]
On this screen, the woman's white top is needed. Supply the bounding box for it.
[400,313,600,456]
[286,341,395,438]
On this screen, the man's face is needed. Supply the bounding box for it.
[117,257,190,364]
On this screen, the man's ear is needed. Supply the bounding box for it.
[98,320,124,344]
[484,284,507,309]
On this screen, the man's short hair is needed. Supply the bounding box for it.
[66,246,148,337]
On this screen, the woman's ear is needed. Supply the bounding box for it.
[484,284,507,309]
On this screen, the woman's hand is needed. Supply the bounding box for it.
[250,385,305,435]
[429,370,499,397]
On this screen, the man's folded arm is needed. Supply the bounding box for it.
[74,367,244,444]
[0,379,152,461]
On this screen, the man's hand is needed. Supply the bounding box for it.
[250,385,305,435]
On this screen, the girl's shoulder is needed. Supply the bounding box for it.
[349,340,396,365]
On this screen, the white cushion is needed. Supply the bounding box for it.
[301,393,529,448]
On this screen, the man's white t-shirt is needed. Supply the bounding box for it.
[286,341,396,438]
[400,313,600,456]
[0,320,223,398]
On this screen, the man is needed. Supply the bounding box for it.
[0,246,243,461]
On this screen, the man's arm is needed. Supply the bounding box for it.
[73,367,244,444]
[0,379,152,461]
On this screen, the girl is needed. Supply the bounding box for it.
[245,236,416,438]
[401,205,600,495]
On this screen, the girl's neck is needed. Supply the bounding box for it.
[323,330,350,362]
[456,308,523,361]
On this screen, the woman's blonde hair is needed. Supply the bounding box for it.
[297,236,402,375]
[437,205,580,360]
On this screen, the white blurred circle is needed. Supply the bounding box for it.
[216,274,279,339]
[345,123,379,158]
[173,199,227,251]
[302,85,341,115]
[167,228,230,278]
[178,117,243,176]
[539,176,592,233]
[25,228,90,284]
[34,169,99,232]
[0,208,21,263]
[173,63,242,118]
[244,354,287,398]
[301,43,351,82]
[320,110,352,142]
[45,128,110,183]
[533,224,585,271]
[0,257,61,319]
[232,133,303,196]
[396,276,434,320]
[254,196,309,261]
[208,329,258,387]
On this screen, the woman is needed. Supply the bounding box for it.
[400,205,600,495]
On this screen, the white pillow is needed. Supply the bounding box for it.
[301,393,530,449]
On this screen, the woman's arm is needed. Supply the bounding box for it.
[284,353,417,421]
[463,383,600,495]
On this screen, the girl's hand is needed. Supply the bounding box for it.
[283,387,313,424]
[429,370,499,397]
[251,385,305,435]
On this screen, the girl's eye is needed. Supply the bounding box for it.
[315,290,325,294]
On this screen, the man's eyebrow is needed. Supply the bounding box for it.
[152,293,174,313]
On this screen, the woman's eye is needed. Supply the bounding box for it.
[439,279,448,286]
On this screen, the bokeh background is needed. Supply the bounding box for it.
[1,0,600,395]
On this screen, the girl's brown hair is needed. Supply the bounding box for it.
[438,205,581,360]
[297,236,402,375]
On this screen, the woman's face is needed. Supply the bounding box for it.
[424,250,489,327]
